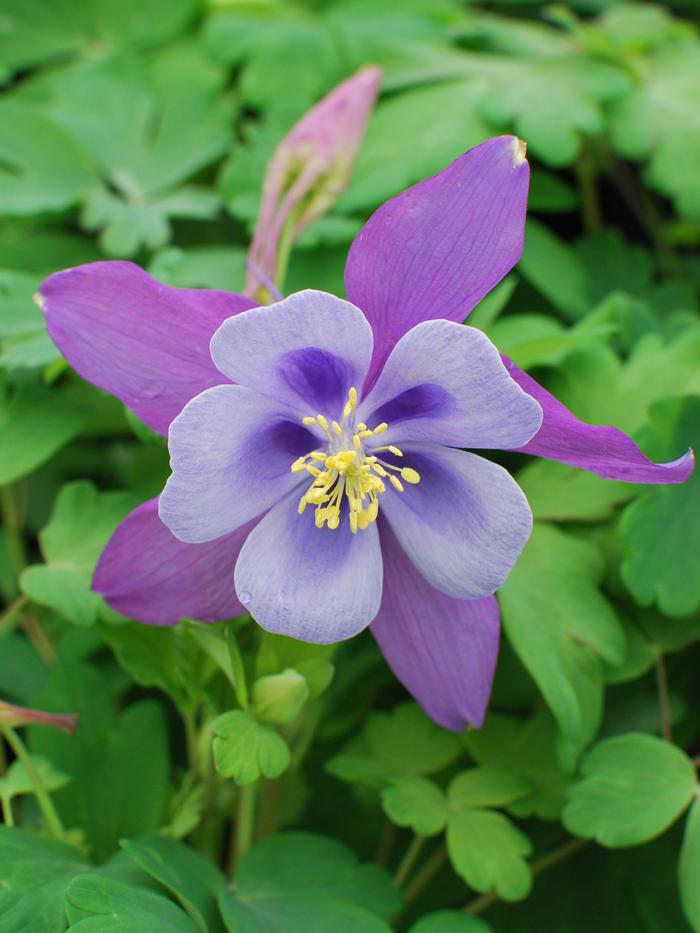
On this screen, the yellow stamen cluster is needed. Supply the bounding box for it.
[290,386,420,533]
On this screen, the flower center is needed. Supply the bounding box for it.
[290,386,420,533]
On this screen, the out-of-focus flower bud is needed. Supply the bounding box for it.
[0,700,78,734]
[245,65,382,303]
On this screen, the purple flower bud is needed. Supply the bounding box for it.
[245,66,382,301]
[0,701,78,734]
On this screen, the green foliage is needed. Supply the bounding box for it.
[212,710,290,786]
[499,523,625,768]
[21,481,139,626]
[619,397,700,616]
[563,733,697,846]
[220,832,401,932]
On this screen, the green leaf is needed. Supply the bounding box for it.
[120,835,226,933]
[21,481,139,626]
[480,52,628,166]
[0,268,61,372]
[0,826,88,933]
[30,661,170,861]
[28,58,233,256]
[0,755,69,802]
[409,912,492,933]
[0,385,87,484]
[219,831,401,931]
[448,768,531,810]
[65,874,198,932]
[102,622,194,709]
[212,710,290,786]
[253,669,309,725]
[446,809,532,902]
[679,799,700,933]
[620,396,700,617]
[609,37,700,218]
[381,777,448,836]
[0,101,97,215]
[256,631,335,698]
[563,733,697,846]
[518,458,634,523]
[519,219,591,319]
[327,702,461,789]
[463,711,570,820]
[0,0,197,79]
[499,523,625,768]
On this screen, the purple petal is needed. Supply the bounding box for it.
[210,290,373,415]
[93,499,255,626]
[504,357,696,484]
[372,521,499,730]
[344,136,529,381]
[379,444,532,600]
[358,320,542,449]
[160,385,311,544]
[38,261,256,435]
[234,492,383,644]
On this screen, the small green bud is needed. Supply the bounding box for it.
[252,668,309,725]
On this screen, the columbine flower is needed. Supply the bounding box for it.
[37,136,693,731]
[244,65,381,302]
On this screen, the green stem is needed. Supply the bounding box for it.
[1,726,65,839]
[465,836,589,916]
[403,844,448,904]
[655,649,673,742]
[393,835,427,889]
[576,147,602,234]
[0,484,27,579]
[1,795,13,827]
[0,595,28,634]
[230,782,257,876]
[226,628,249,710]
[375,818,397,866]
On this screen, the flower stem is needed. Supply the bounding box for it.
[0,483,27,579]
[226,627,249,710]
[0,595,28,633]
[393,835,427,889]
[1,795,13,827]
[230,782,257,876]
[402,844,448,904]
[654,649,673,742]
[1,726,66,840]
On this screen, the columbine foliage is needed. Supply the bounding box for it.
[1,2,700,932]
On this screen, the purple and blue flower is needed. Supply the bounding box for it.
[38,136,693,731]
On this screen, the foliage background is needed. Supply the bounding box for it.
[1,0,700,930]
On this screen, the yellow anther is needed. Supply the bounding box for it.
[294,386,419,532]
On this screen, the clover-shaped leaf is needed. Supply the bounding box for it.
[446,768,533,902]
[563,733,696,847]
[21,481,139,627]
[212,710,290,786]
